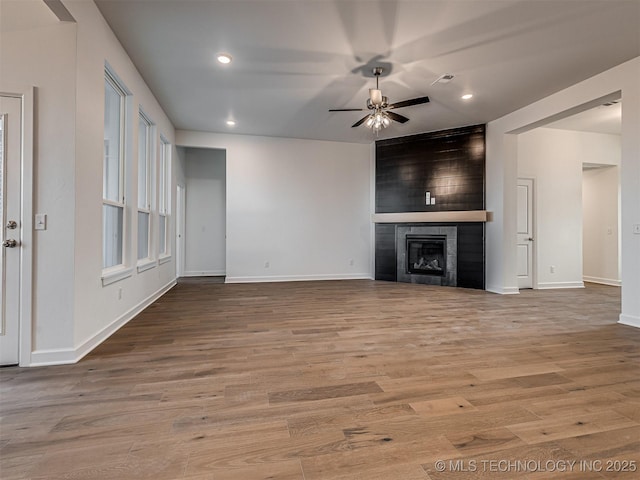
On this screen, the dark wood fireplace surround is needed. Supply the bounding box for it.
[374,124,486,289]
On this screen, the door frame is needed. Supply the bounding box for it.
[517,176,537,289]
[176,183,186,278]
[1,86,34,367]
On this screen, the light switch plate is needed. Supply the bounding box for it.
[431,197,436,205]
[633,224,640,235]
[425,192,431,205]
[35,213,46,230]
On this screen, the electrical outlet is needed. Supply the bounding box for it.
[264,261,270,268]
[349,259,354,266]
[633,224,640,235]
[550,265,555,274]
[118,287,123,300]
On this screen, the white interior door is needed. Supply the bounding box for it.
[517,178,534,289]
[1,96,22,365]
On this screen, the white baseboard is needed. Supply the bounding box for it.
[28,348,78,366]
[182,270,226,277]
[583,276,621,287]
[225,273,372,283]
[537,281,585,290]
[486,285,520,295]
[618,314,640,328]
[29,280,177,367]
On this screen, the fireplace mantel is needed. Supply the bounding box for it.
[372,211,488,224]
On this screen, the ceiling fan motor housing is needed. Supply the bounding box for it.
[367,96,388,109]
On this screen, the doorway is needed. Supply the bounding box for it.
[515,95,622,292]
[182,148,226,278]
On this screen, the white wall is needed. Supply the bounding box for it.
[1,3,78,355]
[176,131,373,282]
[487,57,640,328]
[184,148,226,276]
[583,165,621,286]
[1,0,180,364]
[69,0,178,359]
[517,129,621,289]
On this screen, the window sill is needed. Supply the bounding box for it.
[137,259,156,273]
[102,266,133,286]
[158,255,172,265]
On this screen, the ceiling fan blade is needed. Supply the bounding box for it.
[386,111,410,124]
[351,115,370,128]
[388,96,430,109]
[329,108,365,112]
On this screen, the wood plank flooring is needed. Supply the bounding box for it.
[1,280,639,479]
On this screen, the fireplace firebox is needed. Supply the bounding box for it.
[406,235,446,276]
[396,225,457,286]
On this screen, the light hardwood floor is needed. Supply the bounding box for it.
[1,280,639,479]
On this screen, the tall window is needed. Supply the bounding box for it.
[103,71,127,270]
[158,136,171,259]
[137,110,154,265]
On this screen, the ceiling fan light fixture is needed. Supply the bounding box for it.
[226,119,236,126]
[461,93,473,100]
[216,53,232,64]
[329,65,430,134]
[368,110,391,133]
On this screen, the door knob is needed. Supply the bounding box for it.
[6,220,17,229]
[2,239,18,248]
[528,237,534,241]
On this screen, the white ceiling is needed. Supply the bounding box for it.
[94,0,640,144]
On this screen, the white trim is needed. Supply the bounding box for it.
[225,273,372,284]
[136,258,156,273]
[0,87,34,367]
[618,314,640,328]
[182,270,226,277]
[158,254,172,265]
[28,347,77,366]
[486,285,520,295]
[583,276,621,287]
[30,280,177,366]
[101,266,133,286]
[537,281,585,290]
[20,88,34,368]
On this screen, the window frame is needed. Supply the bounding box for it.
[102,67,133,285]
[136,108,156,272]
[158,135,171,263]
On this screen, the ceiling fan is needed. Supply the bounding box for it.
[329,67,430,133]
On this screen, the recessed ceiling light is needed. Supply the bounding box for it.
[217,53,232,64]
[461,94,473,100]
[226,120,236,126]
